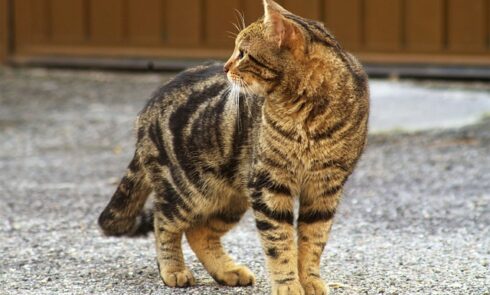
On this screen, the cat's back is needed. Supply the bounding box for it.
[139,63,228,119]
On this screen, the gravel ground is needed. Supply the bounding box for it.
[0,67,489,295]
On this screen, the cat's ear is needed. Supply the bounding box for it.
[263,0,291,15]
[263,0,303,50]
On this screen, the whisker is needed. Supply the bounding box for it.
[227,32,238,40]
[231,22,241,34]
[235,9,246,30]
[234,10,243,31]
[234,78,249,119]
[227,30,238,37]
[236,78,253,117]
[223,86,231,97]
[236,86,242,130]
[240,11,246,30]
[228,82,242,131]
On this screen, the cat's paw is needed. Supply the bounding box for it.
[211,265,256,286]
[301,277,328,295]
[159,268,196,288]
[272,280,305,295]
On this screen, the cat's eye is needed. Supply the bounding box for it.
[238,50,245,60]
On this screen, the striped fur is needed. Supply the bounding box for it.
[98,1,369,294]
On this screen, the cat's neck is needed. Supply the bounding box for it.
[264,95,312,121]
[263,73,332,121]
[261,91,330,138]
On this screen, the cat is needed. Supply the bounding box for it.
[98,0,369,294]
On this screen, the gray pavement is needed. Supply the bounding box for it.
[370,80,490,133]
[0,67,489,295]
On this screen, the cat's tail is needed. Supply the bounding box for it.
[98,153,154,237]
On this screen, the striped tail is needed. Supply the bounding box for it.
[98,153,154,237]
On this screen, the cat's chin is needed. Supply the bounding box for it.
[228,81,264,97]
[227,81,247,95]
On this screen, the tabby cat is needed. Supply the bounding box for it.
[98,0,369,294]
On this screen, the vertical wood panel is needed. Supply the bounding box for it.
[365,0,402,51]
[243,0,263,24]
[405,0,444,52]
[283,0,321,20]
[324,0,362,51]
[13,0,51,47]
[166,0,201,46]
[0,0,8,62]
[90,0,125,44]
[50,0,85,44]
[205,0,240,47]
[13,0,32,46]
[488,0,490,50]
[30,0,50,43]
[448,0,486,52]
[128,0,162,45]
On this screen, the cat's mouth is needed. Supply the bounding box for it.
[227,72,242,84]
[227,72,257,96]
[227,73,245,91]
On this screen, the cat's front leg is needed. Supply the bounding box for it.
[297,185,341,295]
[249,170,304,295]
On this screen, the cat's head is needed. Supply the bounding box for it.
[224,0,341,100]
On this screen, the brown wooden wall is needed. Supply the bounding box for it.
[2,0,490,66]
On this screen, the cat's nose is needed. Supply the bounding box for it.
[223,61,232,73]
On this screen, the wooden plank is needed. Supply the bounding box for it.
[166,0,201,46]
[13,0,34,47]
[488,0,490,51]
[89,0,125,44]
[364,0,402,51]
[447,0,486,52]
[324,0,362,51]
[11,0,51,52]
[50,0,85,44]
[128,0,162,45]
[11,0,50,51]
[405,0,444,52]
[7,0,490,68]
[283,0,321,20]
[0,0,8,62]
[243,0,263,24]
[30,0,50,43]
[205,0,241,48]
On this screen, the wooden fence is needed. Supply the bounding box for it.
[1,0,490,66]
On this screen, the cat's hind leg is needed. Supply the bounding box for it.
[186,213,255,287]
[154,213,196,287]
[153,180,196,287]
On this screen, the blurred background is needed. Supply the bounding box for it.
[1,0,490,78]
